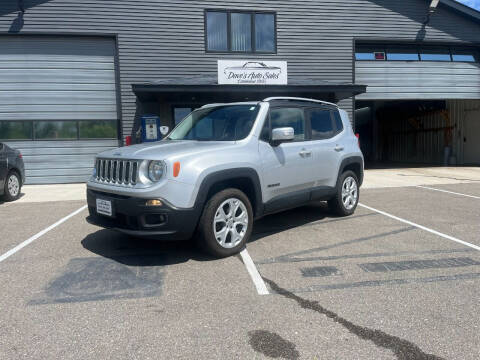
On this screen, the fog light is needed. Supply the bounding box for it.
[146,199,163,206]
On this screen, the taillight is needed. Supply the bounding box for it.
[18,153,22,159]
[355,133,360,147]
[125,135,132,146]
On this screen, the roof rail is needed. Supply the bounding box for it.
[262,97,338,107]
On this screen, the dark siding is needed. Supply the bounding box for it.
[1,0,479,136]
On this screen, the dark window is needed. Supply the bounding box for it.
[78,121,117,139]
[174,107,193,126]
[420,47,451,61]
[270,107,305,141]
[451,47,479,62]
[333,111,344,133]
[310,109,334,140]
[386,46,419,61]
[205,10,276,53]
[0,121,33,140]
[255,13,275,52]
[206,11,228,51]
[34,121,77,140]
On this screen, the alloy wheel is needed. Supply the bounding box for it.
[341,176,358,210]
[213,197,248,248]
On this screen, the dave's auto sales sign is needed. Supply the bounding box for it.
[218,60,288,85]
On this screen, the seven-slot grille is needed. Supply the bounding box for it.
[95,158,139,185]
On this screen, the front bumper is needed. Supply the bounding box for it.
[86,188,201,240]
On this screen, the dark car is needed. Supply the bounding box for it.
[0,143,25,202]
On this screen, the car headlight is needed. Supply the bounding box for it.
[148,160,166,182]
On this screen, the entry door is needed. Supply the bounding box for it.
[464,110,480,164]
[259,107,315,205]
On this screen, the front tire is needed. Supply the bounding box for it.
[328,170,359,216]
[3,170,21,202]
[198,188,253,258]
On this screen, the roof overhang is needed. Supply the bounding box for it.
[132,80,367,103]
[439,0,480,23]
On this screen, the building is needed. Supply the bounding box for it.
[0,0,479,184]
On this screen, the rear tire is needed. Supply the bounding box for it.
[328,170,359,216]
[197,188,253,258]
[3,170,21,202]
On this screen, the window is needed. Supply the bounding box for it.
[0,121,33,140]
[420,47,451,61]
[356,43,479,63]
[174,107,193,126]
[452,47,479,62]
[205,10,276,53]
[310,109,334,140]
[168,105,260,141]
[206,11,228,51]
[79,120,117,139]
[386,46,419,61]
[270,107,305,141]
[0,120,117,140]
[34,121,77,140]
[333,111,344,133]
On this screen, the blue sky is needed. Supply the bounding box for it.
[457,0,480,10]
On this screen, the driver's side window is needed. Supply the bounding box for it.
[270,107,305,141]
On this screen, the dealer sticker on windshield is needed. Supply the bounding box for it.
[96,198,112,217]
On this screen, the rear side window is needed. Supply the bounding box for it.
[309,109,334,140]
[333,111,344,133]
[270,107,305,141]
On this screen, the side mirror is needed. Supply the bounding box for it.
[271,127,294,146]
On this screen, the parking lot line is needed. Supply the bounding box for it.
[240,248,269,295]
[358,203,480,252]
[416,185,480,200]
[0,205,87,264]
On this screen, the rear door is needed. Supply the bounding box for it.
[307,107,344,188]
[259,106,315,207]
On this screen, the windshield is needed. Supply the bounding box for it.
[168,105,260,141]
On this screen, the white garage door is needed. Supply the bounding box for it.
[0,35,119,184]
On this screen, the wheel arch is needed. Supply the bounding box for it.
[338,156,364,186]
[195,168,263,218]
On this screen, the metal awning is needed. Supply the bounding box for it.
[132,76,366,103]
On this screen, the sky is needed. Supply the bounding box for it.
[457,0,480,11]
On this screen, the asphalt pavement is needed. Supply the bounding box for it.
[0,179,479,359]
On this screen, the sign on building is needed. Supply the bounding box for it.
[218,60,288,85]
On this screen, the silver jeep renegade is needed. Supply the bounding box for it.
[86,97,364,257]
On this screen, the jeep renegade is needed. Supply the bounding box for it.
[86,97,364,257]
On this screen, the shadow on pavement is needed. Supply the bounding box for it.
[81,229,213,266]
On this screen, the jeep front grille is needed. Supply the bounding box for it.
[95,158,139,186]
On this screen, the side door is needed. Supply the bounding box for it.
[307,107,344,189]
[0,143,7,190]
[259,106,315,209]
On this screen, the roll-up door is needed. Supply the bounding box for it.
[0,35,119,184]
[356,61,480,100]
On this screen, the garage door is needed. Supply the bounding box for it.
[0,35,119,184]
[356,61,480,100]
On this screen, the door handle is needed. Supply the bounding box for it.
[299,150,312,157]
[334,145,344,152]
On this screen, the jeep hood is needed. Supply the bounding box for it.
[97,140,237,159]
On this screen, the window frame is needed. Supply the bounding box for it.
[266,106,309,143]
[204,9,277,54]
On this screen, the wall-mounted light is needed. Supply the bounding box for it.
[429,0,440,13]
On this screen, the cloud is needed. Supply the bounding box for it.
[456,0,480,10]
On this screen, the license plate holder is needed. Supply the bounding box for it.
[96,198,114,217]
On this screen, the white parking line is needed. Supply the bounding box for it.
[240,248,269,295]
[0,205,87,264]
[416,185,480,200]
[358,203,480,252]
